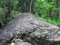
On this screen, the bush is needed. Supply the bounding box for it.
[0,0,18,27]
[0,7,5,26]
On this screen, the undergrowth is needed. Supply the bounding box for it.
[32,14,60,27]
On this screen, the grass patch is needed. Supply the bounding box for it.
[32,14,60,27]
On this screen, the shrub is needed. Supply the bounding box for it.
[0,0,18,27]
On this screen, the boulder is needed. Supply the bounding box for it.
[0,13,59,45]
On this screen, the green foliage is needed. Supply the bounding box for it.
[0,0,18,27]
[34,0,60,27]
[17,0,34,12]
[35,0,53,17]
[0,7,5,26]
[36,14,60,27]
[0,0,59,27]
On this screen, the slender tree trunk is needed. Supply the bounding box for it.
[58,1,60,22]
[30,0,32,13]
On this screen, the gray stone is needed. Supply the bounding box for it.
[19,42,31,45]
[15,39,23,43]
[0,13,59,45]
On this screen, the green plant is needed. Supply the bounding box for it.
[34,0,55,18]
[0,7,5,26]
[0,0,18,27]
[35,14,60,27]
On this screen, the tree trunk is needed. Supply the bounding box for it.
[30,0,32,13]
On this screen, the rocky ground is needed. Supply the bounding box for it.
[0,13,60,45]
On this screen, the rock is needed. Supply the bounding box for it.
[14,38,32,45]
[30,29,48,38]
[19,42,31,45]
[15,39,23,43]
[0,13,59,45]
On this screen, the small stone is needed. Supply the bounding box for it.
[20,42,32,45]
[15,39,23,43]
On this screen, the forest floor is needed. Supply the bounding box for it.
[0,13,60,45]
